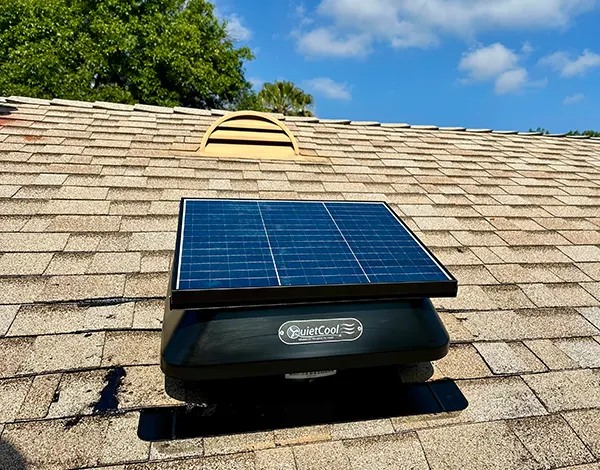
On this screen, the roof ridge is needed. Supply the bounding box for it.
[2,95,599,142]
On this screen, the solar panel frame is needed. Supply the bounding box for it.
[169,198,457,309]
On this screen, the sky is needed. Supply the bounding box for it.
[215,0,600,133]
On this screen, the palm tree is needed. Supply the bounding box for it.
[258,81,315,116]
[258,81,295,115]
[295,92,315,117]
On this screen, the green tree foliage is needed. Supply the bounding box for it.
[0,0,254,108]
[233,89,266,112]
[529,127,550,134]
[257,81,315,116]
[567,129,600,137]
[529,127,600,137]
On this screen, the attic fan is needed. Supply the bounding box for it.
[161,196,457,386]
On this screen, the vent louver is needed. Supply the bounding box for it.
[200,111,299,158]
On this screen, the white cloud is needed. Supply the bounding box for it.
[521,41,534,55]
[213,2,253,42]
[305,77,352,100]
[295,0,596,57]
[539,49,600,77]
[564,93,585,104]
[389,25,438,49]
[294,4,314,26]
[459,43,519,80]
[495,68,528,94]
[297,28,371,57]
[539,52,568,69]
[225,14,252,42]
[458,43,546,94]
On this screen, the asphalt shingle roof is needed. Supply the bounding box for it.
[0,95,599,469]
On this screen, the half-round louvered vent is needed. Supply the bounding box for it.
[200,111,299,158]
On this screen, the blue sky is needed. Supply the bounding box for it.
[215,0,600,132]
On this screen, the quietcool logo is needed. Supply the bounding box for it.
[286,325,302,339]
[279,318,363,345]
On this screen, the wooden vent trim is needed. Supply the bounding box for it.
[199,111,300,159]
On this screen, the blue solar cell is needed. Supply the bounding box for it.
[259,202,369,286]
[177,200,278,290]
[324,202,449,283]
[175,200,452,291]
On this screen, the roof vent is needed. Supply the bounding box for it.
[200,111,299,158]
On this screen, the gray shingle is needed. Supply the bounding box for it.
[508,415,594,469]
[523,369,600,412]
[563,409,600,459]
[418,421,540,470]
[343,434,428,470]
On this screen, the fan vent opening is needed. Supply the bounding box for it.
[200,111,300,159]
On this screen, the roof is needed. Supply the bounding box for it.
[0,95,599,470]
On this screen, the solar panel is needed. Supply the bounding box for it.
[170,199,457,309]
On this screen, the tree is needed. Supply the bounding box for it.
[567,130,600,137]
[529,127,600,137]
[529,127,550,134]
[257,81,315,116]
[0,0,254,108]
[295,92,316,117]
[233,89,266,112]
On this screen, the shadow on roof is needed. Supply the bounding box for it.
[0,438,26,470]
[0,104,17,116]
[137,365,468,441]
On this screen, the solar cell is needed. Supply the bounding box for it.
[325,202,449,283]
[171,199,456,308]
[177,200,278,290]
[259,202,369,286]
